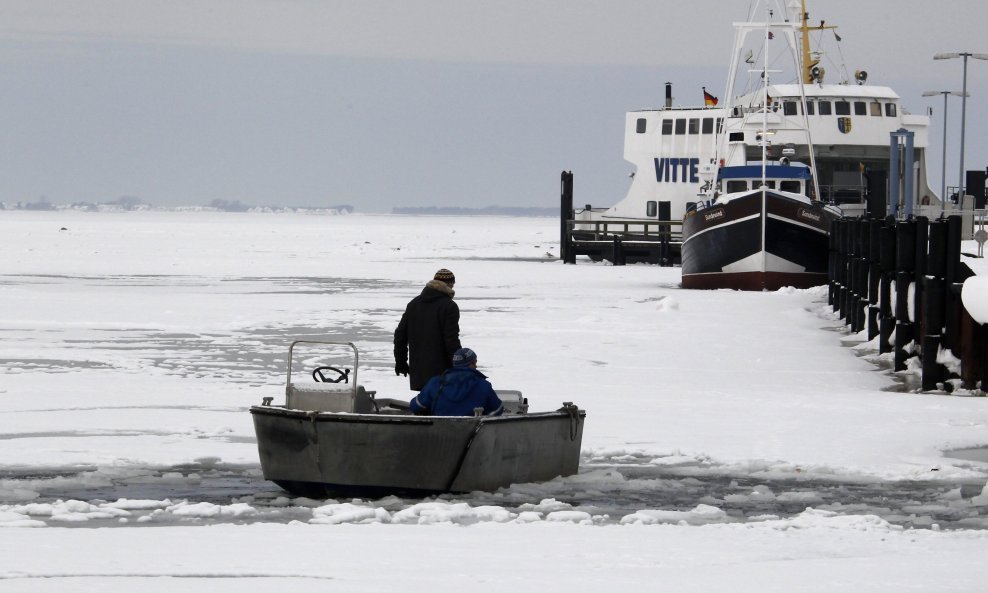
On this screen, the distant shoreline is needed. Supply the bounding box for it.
[391,206,556,217]
[1,203,556,217]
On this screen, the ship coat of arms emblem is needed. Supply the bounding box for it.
[838,117,852,134]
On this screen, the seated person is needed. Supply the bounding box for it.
[409,347,503,417]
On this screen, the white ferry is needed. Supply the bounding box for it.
[567,0,942,265]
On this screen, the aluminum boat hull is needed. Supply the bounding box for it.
[250,405,585,497]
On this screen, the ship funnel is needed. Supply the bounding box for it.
[665,82,672,108]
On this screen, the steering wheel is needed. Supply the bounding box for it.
[312,366,350,383]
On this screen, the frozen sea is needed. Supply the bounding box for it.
[2,210,988,592]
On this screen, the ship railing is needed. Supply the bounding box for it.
[819,184,866,204]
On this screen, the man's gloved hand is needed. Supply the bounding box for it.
[395,361,410,376]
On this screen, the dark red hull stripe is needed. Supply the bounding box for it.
[681,271,830,291]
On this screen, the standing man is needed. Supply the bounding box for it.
[394,268,461,391]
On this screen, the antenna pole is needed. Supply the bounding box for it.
[798,0,837,83]
[801,0,813,83]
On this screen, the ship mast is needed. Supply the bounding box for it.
[798,0,837,84]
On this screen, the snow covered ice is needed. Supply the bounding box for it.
[2,210,988,592]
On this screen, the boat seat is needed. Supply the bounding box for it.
[286,382,374,413]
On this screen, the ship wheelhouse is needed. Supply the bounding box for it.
[718,165,813,199]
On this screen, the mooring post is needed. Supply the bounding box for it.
[920,220,948,390]
[845,219,862,326]
[847,220,859,329]
[867,219,882,341]
[829,219,843,310]
[921,275,945,391]
[912,217,929,346]
[611,236,625,266]
[878,221,897,353]
[843,231,853,321]
[842,220,855,320]
[894,271,912,371]
[944,215,962,350]
[560,171,575,265]
[855,220,870,331]
[658,201,671,267]
[827,219,841,311]
[893,220,916,371]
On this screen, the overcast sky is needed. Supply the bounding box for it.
[1,0,986,211]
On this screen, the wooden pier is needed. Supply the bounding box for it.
[559,171,681,266]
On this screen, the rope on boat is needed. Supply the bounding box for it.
[445,419,486,492]
[558,402,581,441]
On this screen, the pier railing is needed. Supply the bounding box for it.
[562,219,682,265]
[828,215,986,392]
[559,171,681,266]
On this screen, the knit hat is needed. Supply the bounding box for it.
[434,268,455,285]
[452,347,477,368]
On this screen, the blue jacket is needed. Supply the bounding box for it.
[409,367,503,417]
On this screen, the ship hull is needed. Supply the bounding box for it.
[681,191,836,290]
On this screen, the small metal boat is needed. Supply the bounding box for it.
[250,340,585,498]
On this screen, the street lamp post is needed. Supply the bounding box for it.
[934,52,988,202]
[922,90,967,213]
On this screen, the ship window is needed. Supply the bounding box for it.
[726,180,747,192]
[783,101,798,116]
[805,101,815,115]
[688,119,700,134]
[728,131,744,142]
[675,119,687,135]
[646,201,657,217]
[636,118,647,133]
[661,119,673,135]
[780,180,801,193]
[853,101,867,115]
[716,118,723,133]
[818,101,832,115]
[702,118,714,134]
[885,103,897,117]
[835,101,851,115]
[760,180,776,189]
[870,102,882,116]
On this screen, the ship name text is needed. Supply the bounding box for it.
[654,157,700,184]
[798,208,822,223]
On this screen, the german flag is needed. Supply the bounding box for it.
[703,87,718,106]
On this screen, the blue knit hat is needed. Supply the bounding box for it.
[452,347,477,367]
